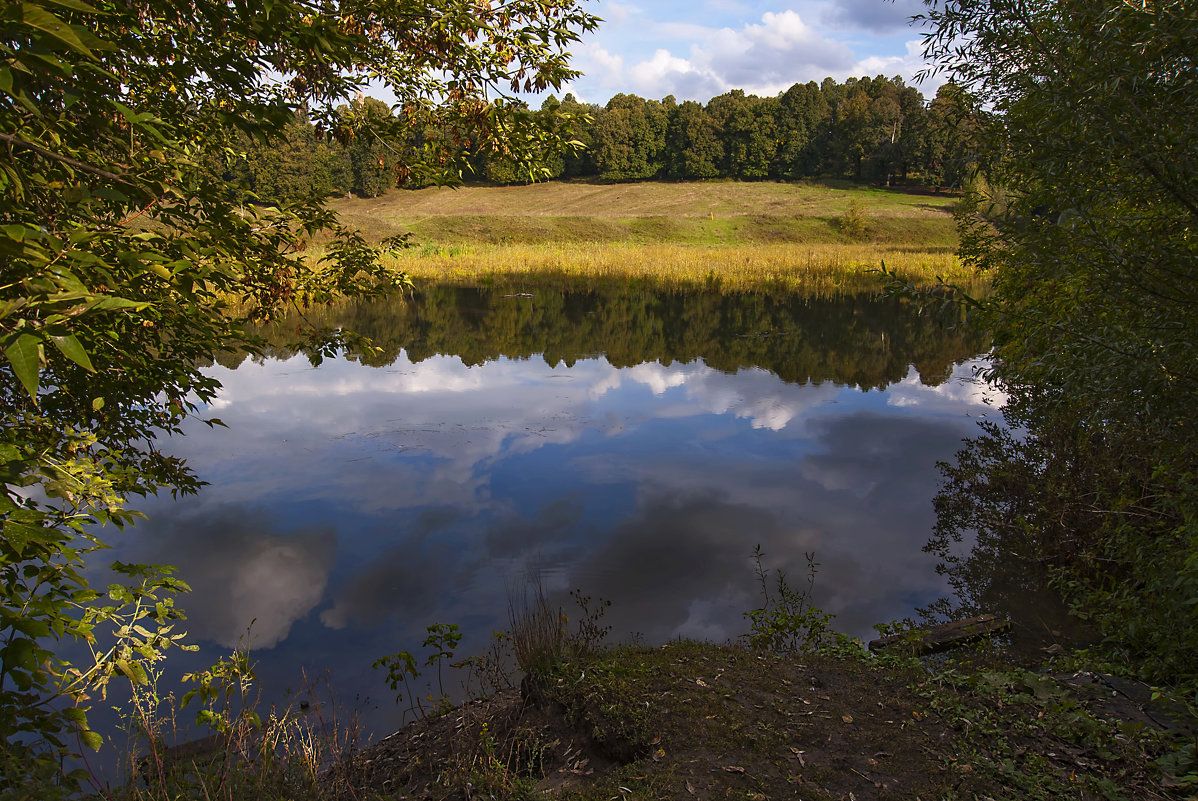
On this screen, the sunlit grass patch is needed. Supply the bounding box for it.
[377,241,978,295]
[326,179,961,249]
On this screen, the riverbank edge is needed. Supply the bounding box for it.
[325,639,1193,801]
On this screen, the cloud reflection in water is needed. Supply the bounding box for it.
[108,348,998,732]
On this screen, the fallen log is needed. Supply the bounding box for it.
[867,614,1011,655]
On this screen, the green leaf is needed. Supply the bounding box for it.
[79,730,103,751]
[4,333,42,399]
[89,295,147,312]
[1,224,28,242]
[146,262,172,280]
[49,334,95,371]
[19,3,93,56]
[62,707,87,724]
[49,266,89,294]
[13,617,50,638]
[114,658,148,685]
[41,0,104,13]
[1,637,37,673]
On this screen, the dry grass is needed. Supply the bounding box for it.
[108,668,363,801]
[316,180,977,294]
[508,584,566,690]
[326,180,961,249]
[334,179,955,219]
[376,241,975,295]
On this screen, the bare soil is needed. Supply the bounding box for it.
[327,642,1191,801]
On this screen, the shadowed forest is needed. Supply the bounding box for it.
[227,284,987,390]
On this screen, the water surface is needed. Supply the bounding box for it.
[101,284,997,741]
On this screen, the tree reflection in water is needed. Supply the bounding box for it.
[106,280,1002,750]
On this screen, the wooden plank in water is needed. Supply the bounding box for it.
[867,614,1011,655]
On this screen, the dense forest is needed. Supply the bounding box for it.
[219,76,989,201]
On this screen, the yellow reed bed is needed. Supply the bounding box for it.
[380,242,978,294]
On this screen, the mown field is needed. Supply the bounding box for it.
[324,180,976,293]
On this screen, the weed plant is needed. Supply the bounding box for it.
[372,623,464,724]
[839,197,870,239]
[743,545,862,658]
[100,654,362,801]
[916,667,1194,797]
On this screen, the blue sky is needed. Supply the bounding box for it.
[555,0,941,104]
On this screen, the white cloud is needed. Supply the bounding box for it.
[116,509,336,649]
[629,49,698,94]
[626,361,690,395]
[567,9,939,103]
[887,359,1005,414]
[819,0,928,35]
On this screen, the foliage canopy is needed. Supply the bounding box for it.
[920,0,1198,691]
[0,0,597,793]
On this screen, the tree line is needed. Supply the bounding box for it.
[217,77,989,202]
[222,284,986,393]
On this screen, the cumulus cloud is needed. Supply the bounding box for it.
[625,361,690,395]
[565,7,942,103]
[176,353,852,517]
[886,359,1006,414]
[319,539,465,630]
[121,507,336,649]
[522,405,964,644]
[578,10,857,99]
[820,0,928,35]
[702,10,856,88]
[135,346,991,654]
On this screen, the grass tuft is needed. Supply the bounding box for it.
[509,584,567,696]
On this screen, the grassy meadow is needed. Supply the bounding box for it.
[324,179,979,293]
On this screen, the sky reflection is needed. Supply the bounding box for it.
[100,342,1001,742]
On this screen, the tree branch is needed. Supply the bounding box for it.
[0,132,137,187]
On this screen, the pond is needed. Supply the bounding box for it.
[98,281,998,746]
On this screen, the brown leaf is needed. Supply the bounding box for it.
[722,765,745,774]
[842,714,854,724]
[686,781,696,795]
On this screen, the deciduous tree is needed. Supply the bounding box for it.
[0,0,597,792]
[665,100,723,180]
[593,93,668,181]
[921,0,1198,688]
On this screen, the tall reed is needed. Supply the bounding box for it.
[373,241,978,295]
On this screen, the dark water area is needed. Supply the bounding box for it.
[88,283,1002,773]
